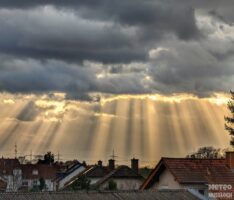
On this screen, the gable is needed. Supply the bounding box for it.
[152,169,181,190]
[140,160,166,190]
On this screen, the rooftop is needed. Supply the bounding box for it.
[0,158,20,175]
[0,190,201,200]
[21,164,57,180]
[95,165,144,187]
[141,157,234,190]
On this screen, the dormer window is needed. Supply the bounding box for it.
[32,169,38,175]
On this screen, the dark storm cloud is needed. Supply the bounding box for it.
[0,0,201,63]
[0,58,97,94]
[0,7,146,63]
[0,0,199,34]
[0,57,150,98]
[148,39,234,96]
[76,1,200,40]
[0,0,233,98]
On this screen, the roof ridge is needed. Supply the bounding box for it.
[94,165,143,187]
[162,157,225,160]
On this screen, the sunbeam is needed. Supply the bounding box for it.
[0,92,230,166]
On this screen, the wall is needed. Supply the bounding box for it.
[24,179,55,191]
[100,178,143,190]
[45,180,54,191]
[152,169,182,190]
[5,169,22,192]
[151,169,208,198]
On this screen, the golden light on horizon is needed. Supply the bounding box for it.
[0,92,231,166]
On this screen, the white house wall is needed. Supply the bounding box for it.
[5,172,22,192]
[100,178,143,190]
[152,169,182,190]
[151,169,208,198]
[45,180,54,191]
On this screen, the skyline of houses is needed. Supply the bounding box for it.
[0,151,234,199]
[0,155,146,192]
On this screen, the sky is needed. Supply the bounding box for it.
[0,0,233,166]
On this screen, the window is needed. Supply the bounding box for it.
[33,180,38,186]
[198,189,205,195]
[32,169,38,175]
[22,181,28,186]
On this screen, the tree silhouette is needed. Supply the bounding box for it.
[38,152,54,165]
[71,176,90,191]
[186,146,225,159]
[225,91,234,147]
[39,177,46,191]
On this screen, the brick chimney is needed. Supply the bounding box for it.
[108,159,115,170]
[97,160,102,167]
[226,152,234,169]
[131,158,139,173]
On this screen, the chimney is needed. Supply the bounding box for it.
[108,159,115,170]
[131,158,139,173]
[226,152,234,169]
[97,160,102,167]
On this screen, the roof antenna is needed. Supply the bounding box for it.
[14,143,18,158]
[110,149,118,160]
[30,150,32,163]
[57,151,60,162]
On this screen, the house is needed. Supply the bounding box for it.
[64,158,145,191]
[0,190,201,200]
[63,160,112,189]
[0,158,22,192]
[0,157,58,192]
[94,158,144,190]
[95,165,144,190]
[21,164,57,191]
[140,152,234,199]
[55,161,86,190]
[0,157,87,192]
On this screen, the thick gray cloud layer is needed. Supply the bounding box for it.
[0,1,234,98]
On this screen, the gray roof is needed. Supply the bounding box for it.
[94,165,144,188]
[0,190,201,200]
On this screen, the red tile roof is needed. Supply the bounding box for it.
[141,157,234,190]
[0,158,20,175]
[163,158,234,184]
[22,164,57,180]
